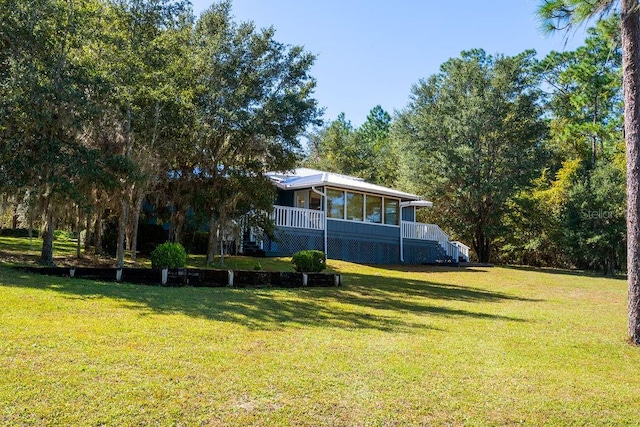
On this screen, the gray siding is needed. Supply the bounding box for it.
[402,206,415,222]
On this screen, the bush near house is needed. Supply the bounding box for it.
[291,250,326,272]
[150,242,187,269]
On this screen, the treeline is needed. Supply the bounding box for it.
[0,0,320,265]
[0,2,625,274]
[306,19,624,274]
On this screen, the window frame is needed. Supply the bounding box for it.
[324,186,401,227]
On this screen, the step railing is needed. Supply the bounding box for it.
[451,241,470,261]
[402,221,461,259]
[271,205,325,230]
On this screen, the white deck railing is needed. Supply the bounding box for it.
[272,205,325,230]
[402,221,460,260]
[451,241,470,262]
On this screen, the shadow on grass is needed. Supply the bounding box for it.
[380,265,490,274]
[501,264,626,281]
[2,266,531,332]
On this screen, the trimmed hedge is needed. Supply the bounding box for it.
[291,250,326,273]
[150,242,187,269]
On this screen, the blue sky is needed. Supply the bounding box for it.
[190,0,587,127]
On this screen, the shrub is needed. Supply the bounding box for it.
[54,230,74,241]
[150,242,187,269]
[291,250,326,273]
[0,228,39,238]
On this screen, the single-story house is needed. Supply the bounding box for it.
[245,168,469,265]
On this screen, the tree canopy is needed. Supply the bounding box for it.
[0,0,320,264]
[393,49,547,262]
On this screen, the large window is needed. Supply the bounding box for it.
[309,191,322,210]
[325,188,401,226]
[365,195,382,223]
[346,192,364,221]
[384,199,399,225]
[295,190,308,209]
[326,189,344,219]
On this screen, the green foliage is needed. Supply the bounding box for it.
[53,230,74,241]
[305,106,398,186]
[498,22,626,274]
[537,0,618,34]
[538,18,622,167]
[150,242,187,269]
[394,49,547,262]
[291,250,326,273]
[0,229,39,238]
[253,262,262,271]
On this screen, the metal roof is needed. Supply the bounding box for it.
[267,168,431,202]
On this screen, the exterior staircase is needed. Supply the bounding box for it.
[240,239,266,257]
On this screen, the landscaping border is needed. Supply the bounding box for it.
[16,266,342,288]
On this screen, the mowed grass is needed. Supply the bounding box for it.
[1,238,639,425]
[0,235,298,271]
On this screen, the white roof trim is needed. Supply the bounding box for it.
[400,200,433,208]
[267,168,432,203]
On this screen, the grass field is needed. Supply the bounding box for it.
[1,236,639,425]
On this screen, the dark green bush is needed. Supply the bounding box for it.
[291,250,326,272]
[150,242,187,269]
[0,228,39,238]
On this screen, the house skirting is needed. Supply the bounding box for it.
[264,227,324,257]
[265,222,448,265]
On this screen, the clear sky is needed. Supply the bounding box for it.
[190,0,587,127]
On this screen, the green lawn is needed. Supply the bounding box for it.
[1,237,639,425]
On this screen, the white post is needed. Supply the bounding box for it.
[302,273,308,286]
[400,221,405,263]
[69,268,75,278]
[311,186,328,254]
[116,269,122,282]
[161,268,168,285]
[227,270,234,287]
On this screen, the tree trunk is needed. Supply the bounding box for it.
[116,198,128,268]
[28,201,34,252]
[116,99,133,267]
[622,0,640,345]
[84,212,93,253]
[39,203,55,266]
[94,208,103,255]
[129,192,145,262]
[218,213,227,266]
[75,205,81,258]
[170,208,185,244]
[473,226,491,263]
[207,214,217,264]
